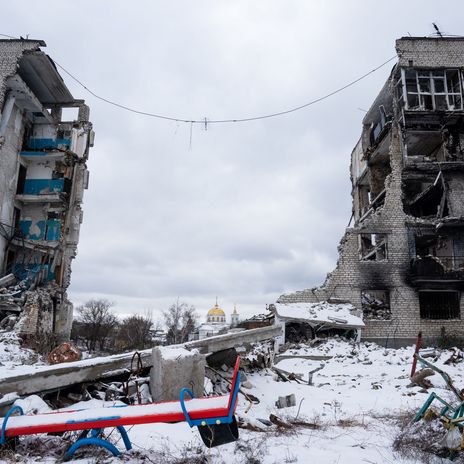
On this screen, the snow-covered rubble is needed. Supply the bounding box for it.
[0,332,42,368]
[2,338,464,463]
[274,301,364,328]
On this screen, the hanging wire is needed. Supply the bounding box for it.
[1,31,397,125]
[51,55,397,124]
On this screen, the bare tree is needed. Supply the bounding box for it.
[118,311,154,350]
[163,301,197,345]
[74,299,118,352]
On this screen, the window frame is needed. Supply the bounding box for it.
[401,68,463,111]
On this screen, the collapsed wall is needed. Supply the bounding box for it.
[278,37,464,345]
[0,39,94,346]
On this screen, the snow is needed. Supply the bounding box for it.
[13,395,51,415]
[157,345,197,360]
[274,302,365,328]
[2,338,464,463]
[0,332,41,369]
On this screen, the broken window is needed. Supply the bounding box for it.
[16,164,27,194]
[361,290,391,320]
[400,68,463,111]
[404,172,448,218]
[359,234,388,261]
[419,291,460,319]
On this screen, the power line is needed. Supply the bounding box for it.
[52,55,397,124]
[0,33,18,39]
[1,31,397,124]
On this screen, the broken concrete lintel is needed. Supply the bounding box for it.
[0,325,281,398]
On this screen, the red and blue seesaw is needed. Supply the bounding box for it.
[0,357,241,458]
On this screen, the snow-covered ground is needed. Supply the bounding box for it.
[1,337,464,463]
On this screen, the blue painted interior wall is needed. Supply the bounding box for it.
[19,219,61,241]
[23,179,64,194]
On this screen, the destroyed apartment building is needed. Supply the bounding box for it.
[278,36,464,345]
[0,39,93,344]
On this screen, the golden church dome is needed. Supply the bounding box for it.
[207,303,226,317]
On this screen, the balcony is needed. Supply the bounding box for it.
[409,256,464,288]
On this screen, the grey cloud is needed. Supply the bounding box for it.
[3,0,462,320]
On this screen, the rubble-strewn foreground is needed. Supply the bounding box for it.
[2,338,464,463]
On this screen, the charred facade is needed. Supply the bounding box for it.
[0,39,93,343]
[278,37,464,345]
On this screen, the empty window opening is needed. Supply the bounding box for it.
[13,207,20,232]
[442,120,464,160]
[16,164,27,195]
[404,173,448,218]
[359,233,388,261]
[401,69,463,111]
[369,106,391,147]
[361,290,391,320]
[60,107,79,122]
[284,322,315,343]
[369,162,391,199]
[358,184,371,217]
[404,131,444,159]
[419,291,460,320]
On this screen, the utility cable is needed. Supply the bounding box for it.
[1,31,397,124]
[51,55,397,124]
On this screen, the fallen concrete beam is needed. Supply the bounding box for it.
[0,325,281,398]
[185,325,282,354]
[0,349,152,397]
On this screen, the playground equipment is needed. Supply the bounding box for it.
[0,357,241,458]
[413,353,464,422]
[411,339,464,449]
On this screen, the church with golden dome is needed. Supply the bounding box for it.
[190,299,240,341]
[206,302,226,324]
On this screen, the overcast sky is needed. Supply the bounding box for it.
[3,1,463,322]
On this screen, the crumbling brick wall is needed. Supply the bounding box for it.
[279,37,464,345]
[0,40,43,112]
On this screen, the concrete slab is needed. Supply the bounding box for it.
[150,346,205,402]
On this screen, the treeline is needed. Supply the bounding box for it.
[70,299,197,354]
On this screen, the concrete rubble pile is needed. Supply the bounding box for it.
[0,273,71,347]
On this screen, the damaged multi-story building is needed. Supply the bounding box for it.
[278,36,464,345]
[0,39,93,345]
